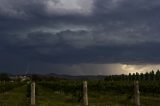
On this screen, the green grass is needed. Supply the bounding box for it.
[37,84,160,106]
[37,85,80,106]
[0,85,29,106]
[0,83,160,106]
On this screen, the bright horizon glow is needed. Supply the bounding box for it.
[30,63,160,75]
[121,64,160,74]
[121,64,146,74]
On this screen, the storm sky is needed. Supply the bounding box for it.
[1,0,160,75]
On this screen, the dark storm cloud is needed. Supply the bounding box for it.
[1,0,160,74]
[1,30,160,64]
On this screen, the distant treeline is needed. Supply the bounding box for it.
[105,70,160,81]
[1,70,160,82]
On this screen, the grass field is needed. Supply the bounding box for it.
[0,85,29,106]
[0,82,160,106]
[36,84,160,106]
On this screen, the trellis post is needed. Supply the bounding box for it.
[83,81,88,106]
[134,81,140,106]
[31,82,36,106]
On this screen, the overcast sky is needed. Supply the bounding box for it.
[1,0,160,75]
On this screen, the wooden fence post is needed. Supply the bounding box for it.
[31,82,36,106]
[134,81,140,106]
[83,81,88,106]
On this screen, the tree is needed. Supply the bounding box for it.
[129,73,132,81]
[156,70,160,80]
[145,72,149,81]
[140,73,144,81]
[31,74,42,82]
[0,73,10,81]
[132,73,136,81]
[149,70,155,80]
[136,72,139,80]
